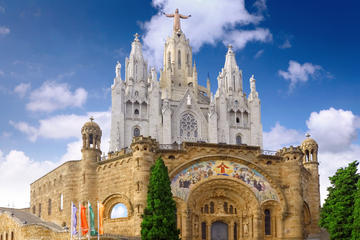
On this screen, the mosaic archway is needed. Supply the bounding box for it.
[171,160,279,203]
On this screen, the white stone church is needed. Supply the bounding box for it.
[109,29,263,152]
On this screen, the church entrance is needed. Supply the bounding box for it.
[211,221,228,240]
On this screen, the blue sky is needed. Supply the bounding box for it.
[0,0,359,207]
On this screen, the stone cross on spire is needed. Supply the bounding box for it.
[134,33,140,42]
[163,8,191,32]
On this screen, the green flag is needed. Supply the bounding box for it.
[89,203,98,236]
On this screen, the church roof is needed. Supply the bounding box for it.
[0,207,65,232]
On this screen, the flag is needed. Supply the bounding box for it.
[71,203,78,236]
[89,203,97,236]
[80,204,89,235]
[98,203,105,235]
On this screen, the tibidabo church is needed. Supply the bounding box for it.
[0,10,323,240]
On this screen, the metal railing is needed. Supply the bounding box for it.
[159,144,182,150]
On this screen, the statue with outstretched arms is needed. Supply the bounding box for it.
[162,8,191,32]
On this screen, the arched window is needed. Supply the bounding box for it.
[178,50,181,69]
[210,202,214,214]
[186,53,189,65]
[236,135,242,145]
[229,205,233,214]
[5,233,8,240]
[180,113,198,140]
[204,204,209,214]
[168,52,171,65]
[134,91,139,97]
[11,232,14,240]
[110,203,128,219]
[48,198,52,215]
[201,222,207,240]
[236,117,240,123]
[223,202,228,213]
[1,233,3,240]
[60,194,64,211]
[243,111,249,127]
[133,127,140,137]
[265,209,271,235]
[134,109,139,115]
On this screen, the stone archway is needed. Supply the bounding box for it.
[211,221,228,240]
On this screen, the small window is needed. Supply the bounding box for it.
[265,209,271,235]
[210,202,214,214]
[236,135,242,145]
[60,194,64,211]
[236,117,240,123]
[178,50,181,69]
[48,199,52,215]
[234,222,238,240]
[38,203,41,217]
[134,127,140,137]
[11,232,14,240]
[134,91,139,97]
[110,203,128,219]
[201,222,206,240]
[229,205,233,214]
[224,202,228,213]
[134,109,139,115]
[204,204,209,214]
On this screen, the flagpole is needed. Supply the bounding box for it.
[97,201,100,240]
[70,201,73,240]
[78,202,81,240]
[88,201,90,240]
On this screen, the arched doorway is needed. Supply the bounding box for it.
[211,221,228,240]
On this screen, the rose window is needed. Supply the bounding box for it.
[180,113,198,139]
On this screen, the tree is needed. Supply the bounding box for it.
[352,179,360,239]
[141,157,180,240]
[320,161,359,239]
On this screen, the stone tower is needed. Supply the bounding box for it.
[301,134,321,238]
[81,117,102,207]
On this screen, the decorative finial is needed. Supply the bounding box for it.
[89,116,94,122]
[134,33,140,41]
[228,44,233,50]
[305,133,311,138]
[251,74,255,79]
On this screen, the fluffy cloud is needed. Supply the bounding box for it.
[142,0,270,67]
[14,83,31,98]
[224,28,272,50]
[263,122,304,150]
[0,26,10,36]
[263,108,360,204]
[278,60,322,90]
[0,150,58,208]
[9,121,37,141]
[26,81,87,112]
[307,108,359,153]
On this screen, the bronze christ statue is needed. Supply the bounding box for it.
[162,8,191,32]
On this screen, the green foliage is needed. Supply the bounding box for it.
[141,157,180,240]
[320,161,359,239]
[351,179,360,239]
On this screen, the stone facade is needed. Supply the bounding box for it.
[109,29,263,152]
[0,24,323,240]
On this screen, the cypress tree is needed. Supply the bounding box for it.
[352,178,360,239]
[320,161,359,239]
[141,157,180,240]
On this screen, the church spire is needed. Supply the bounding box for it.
[125,33,148,83]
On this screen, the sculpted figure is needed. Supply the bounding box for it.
[115,61,121,78]
[163,8,191,32]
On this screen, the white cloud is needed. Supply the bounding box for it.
[142,0,269,67]
[254,49,264,59]
[224,28,272,50]
[263,122,304,150]
[307,108,359,153]
[26,81,87,112]
[279,39,291,49]
[11,111,111,155]
[14,83,31,98]
[0,150,58,208]
[263,108,360,204]
[0,26,10,36]
[278,60,322,90]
